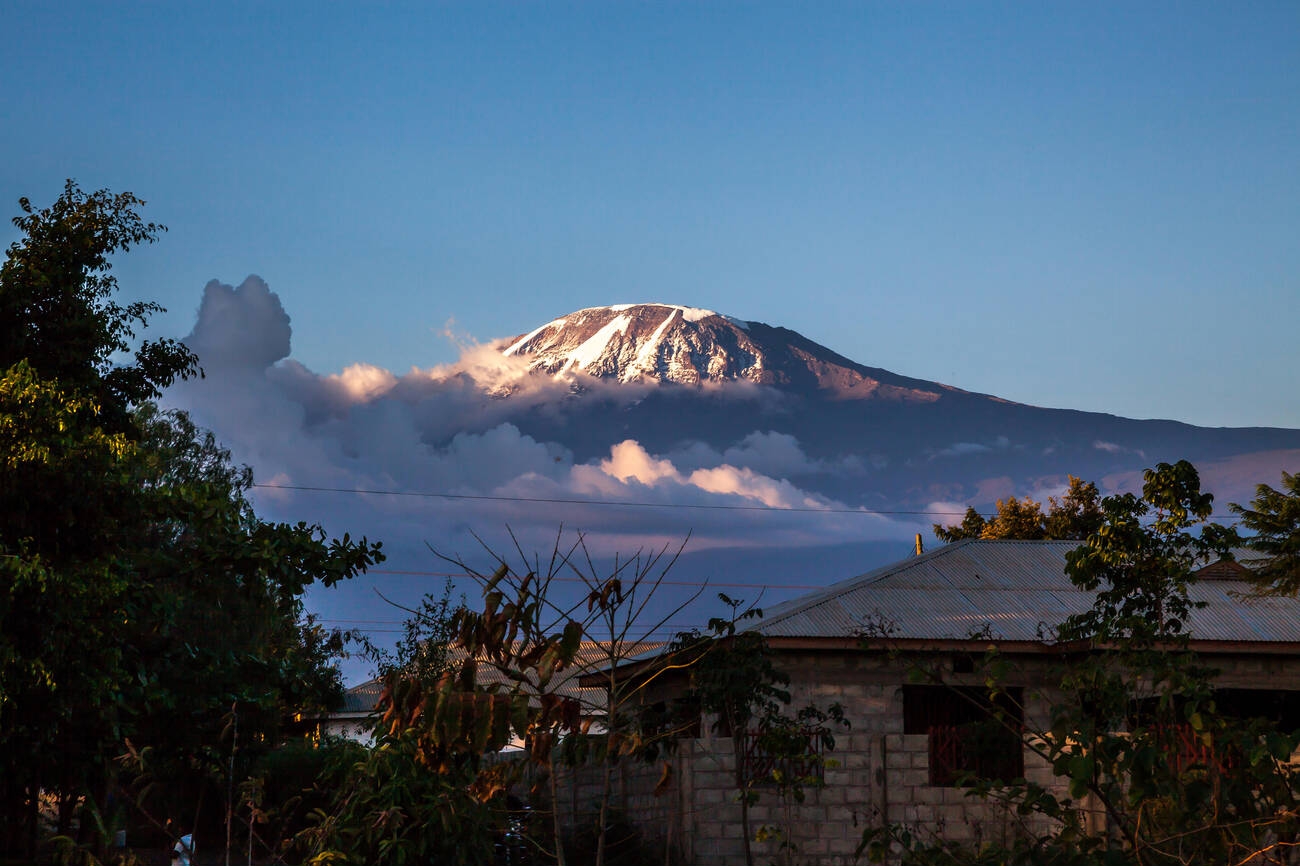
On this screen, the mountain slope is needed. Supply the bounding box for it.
[503,303,961,401]
[491,304,1300,509]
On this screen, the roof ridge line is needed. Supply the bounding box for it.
[752,539,979,632]
[751,539,1084,635]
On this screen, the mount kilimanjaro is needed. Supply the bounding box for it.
[491,303,1300,509]
[503,303,951,400]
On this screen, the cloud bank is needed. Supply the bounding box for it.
[161,276,1300,683]
[166,277,917,567]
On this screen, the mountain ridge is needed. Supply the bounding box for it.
[488,304,1300,510]
[502,303,980,403]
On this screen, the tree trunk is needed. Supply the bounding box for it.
[26,781,40,861]
[549,765,567,866]
[734,735,753,866]
[595,741,612,866]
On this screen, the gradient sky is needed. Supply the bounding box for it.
[7,1,1297,684]
[3,1,1297,429]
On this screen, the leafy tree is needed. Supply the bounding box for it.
[291,585,484,866]
[933,476,1104,543]
[669,595,789,866]
[1230,469,1300,595]
[981,496,1048,540]
[1043,475,1104,540]
[1062,461,1235,644]
[0,183,382,860]
[666,595,846,866]
[116,406,382,854]
[299,727,502,866]
[0,181,197,428]
[865,462,1295,866]
[0,361,146,854]
[932,507,988,543]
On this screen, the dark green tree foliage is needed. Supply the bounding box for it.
[932,506,988,543]
[933,476,1105,543]
[1231,469,1300,596]
[670,597,848,866]
[865,462,1297,866]
[299,728,502,866]
[302,565,575,866]
[1062,461,1235,644]
[120,407,381,802]
[0,183,383,859]
[0,181,198,428]
[671,595,790,866]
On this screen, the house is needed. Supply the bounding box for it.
[313,641,664,746]
[576,539,1300,866]
[313,679,385,742]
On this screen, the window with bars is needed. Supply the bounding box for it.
[740,726,827,785]
[903,685,1024,786]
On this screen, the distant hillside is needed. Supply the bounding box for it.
[490,303,1300,508]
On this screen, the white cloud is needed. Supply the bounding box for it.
[933,435,1015,459]
[165,275,923,567]
[668,431,868,479]
[326,363,398,401]
[1093,440,1146,459]
[936,442,990,458]
[598,440,680,486]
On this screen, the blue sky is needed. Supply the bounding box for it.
[4,1,1297,428]
[8,1,1297,683]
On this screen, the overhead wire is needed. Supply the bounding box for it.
[365,568,823,590]
[251,480,1248,522]
[251,482,957,515]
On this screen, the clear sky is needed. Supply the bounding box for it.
[3,1,1298,429]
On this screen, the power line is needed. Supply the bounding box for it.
[319,617,709,629]
[250,481,1247,521]
[252,482,941,514]
[366,568,822,590]
[325,623,713,637]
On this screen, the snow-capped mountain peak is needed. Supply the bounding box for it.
[500,303,948,401]
[502,304,757,384]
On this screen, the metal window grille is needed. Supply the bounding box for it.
[927,722,1024,786]
[1153,723,1236,776]
[741,727,825,785]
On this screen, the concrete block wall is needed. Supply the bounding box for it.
[552,749,688,859]
[548,649,1300,864]
[673,651,1078,865]
[577,651,949,865]
[672,655,906,866]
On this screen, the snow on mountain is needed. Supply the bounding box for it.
[501,303,947,401]
[503,304,755,384]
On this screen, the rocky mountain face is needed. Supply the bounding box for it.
[503,303,956,401]
[490,304,1300,511]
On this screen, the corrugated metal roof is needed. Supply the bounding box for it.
[341,679,384,713]
[753,539,1300,644]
